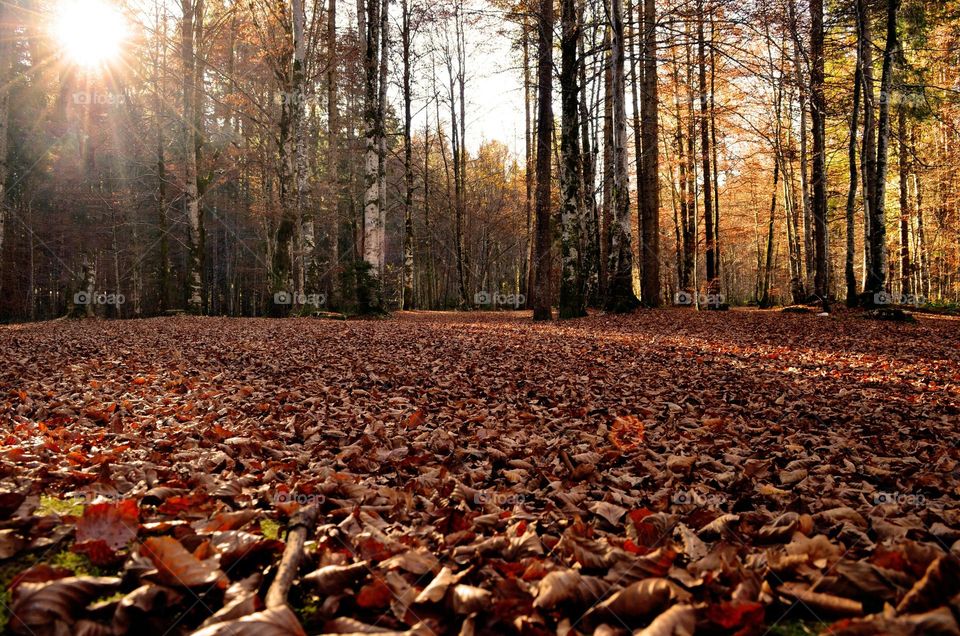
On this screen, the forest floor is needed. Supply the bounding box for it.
[0,310,958,635]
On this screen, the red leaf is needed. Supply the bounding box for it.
[75,500,139,550]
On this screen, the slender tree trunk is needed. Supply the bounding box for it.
[0,0,12,277]
[684,21,696,294]
[912,124,930,299]
[450,79,468,306]
[361,0,385,311]
[629,0,644,288]
[605,0,641,311]
[640,0,660,306]
[532,0,555,320]
[601,31,613,300]
[378,0,389,270]
[181,0,204,313]
[866,0,900,297]
[401,0,415,309]
[709,11,721,284]
[809,0,829,300]
[858,0,876,287]
[697,2,715,286]
[292,0,314,305]
[845,33,863,306]
[522,18,534,306]
[760,157,780,308]
[787,0,812,296]
[153,4,169,313]
[579,29,600,305]
[559,0,585,318]
[328,0,341,306]
[898,106,911,297]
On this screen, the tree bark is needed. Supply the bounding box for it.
[898,106,911,297]
[809,0,829,300]
[532,0,555,320]
[640,0,660,306]
[697,1,715,286]
[361,0,385,311]
[181,0,204,314]
[605,0,641,312]
[559,0,585,319]
[0,0,12,276]
[845,25,863,306]
[866,0,901,297]
[401,0,415,309]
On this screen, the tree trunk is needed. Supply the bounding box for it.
[0,0,11,277]
[672,42,690,291]
[845,28,862,306]
[605,0,641,312]
[328,0,341,307]
[697,2,715,286]
[558,0,585,318]
[401,0,415,309]
[898,106,911,297]
[640,0,660,306]
[181,0,204,314]
[579,28,600,306]
[532,0,554,321]
[866,0,901,297]
[361,0,385,312]
[858,0,876,287]
[787,0,812,297]
[809,0,829,300]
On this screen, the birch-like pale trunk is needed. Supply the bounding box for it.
[558,0,585,319]
[400,0,415,309]
[362,0,385,309]
[605,0,640,312]
[292,0,315,300]
[181,0,204,314]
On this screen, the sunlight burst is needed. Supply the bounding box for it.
[53,0,129,69]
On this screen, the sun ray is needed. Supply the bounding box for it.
[52,0,129,69]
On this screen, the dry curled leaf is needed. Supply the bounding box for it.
[141,536,228,589]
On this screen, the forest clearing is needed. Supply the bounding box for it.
[1,0,960,632]
[0,311,958,634]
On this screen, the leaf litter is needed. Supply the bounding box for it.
[0,311,958,635]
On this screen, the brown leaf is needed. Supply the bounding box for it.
[588,578,691,621]
[533,569,611,609]
[141,536,228,589]
[303,562,370,595]
[10,576,121,635]
[190,606,307,636]
[635,604,696,636]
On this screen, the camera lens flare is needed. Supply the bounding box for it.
[53,0,129,68]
